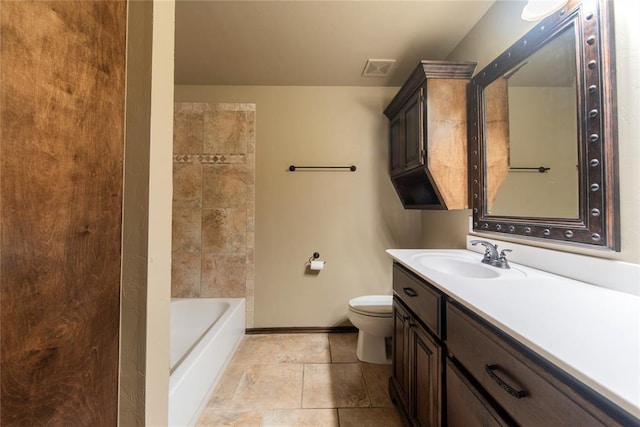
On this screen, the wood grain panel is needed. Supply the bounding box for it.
[426,78,469,209]
[483,77,510,212]
[1,1,127,425]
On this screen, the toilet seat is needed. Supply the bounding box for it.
[348,295,392,317]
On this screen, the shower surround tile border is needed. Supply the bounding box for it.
[173,154,248,164]
[172,102,255,327]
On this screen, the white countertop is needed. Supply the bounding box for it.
[386,249,640,419]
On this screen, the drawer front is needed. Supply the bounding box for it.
[446,358,512,427]
[393,264,441,337]
[446,303,613,427]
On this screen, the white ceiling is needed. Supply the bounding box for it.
[174,0,496,87]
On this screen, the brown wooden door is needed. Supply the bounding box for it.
[1,1,127,425]
[392,301,411,409]
[411,323,441,427]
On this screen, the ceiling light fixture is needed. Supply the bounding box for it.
[521,0,569,21]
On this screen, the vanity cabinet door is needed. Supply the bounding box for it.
[392,301,411,411]
[392,295,443,427]
[411,322,442,427]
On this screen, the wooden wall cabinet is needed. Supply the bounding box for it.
[384,61,476,209]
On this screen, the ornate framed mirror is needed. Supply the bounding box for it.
[468,0,619,250]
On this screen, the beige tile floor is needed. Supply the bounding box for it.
[197,333,404,427]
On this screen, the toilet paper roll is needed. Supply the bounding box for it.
[310,260,325,271]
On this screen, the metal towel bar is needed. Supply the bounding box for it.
[289,165,356,172]
[509,166,550,173]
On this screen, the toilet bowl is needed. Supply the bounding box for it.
[347,295,393,364]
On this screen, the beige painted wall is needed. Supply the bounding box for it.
[440,0,640,263]
[121,0,174,425]
[447,0,535,72]
[120,0,152,424]
[146,0,174,424]
[175,86,421,327]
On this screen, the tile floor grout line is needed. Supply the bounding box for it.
[198,333,402,426]
[300,362,306,410]
[359,363,374,408]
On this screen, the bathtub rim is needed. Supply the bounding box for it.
[168,297,245,426]
[169,298,232,374]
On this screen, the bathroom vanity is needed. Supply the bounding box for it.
[386,0,636,424]
[387,249,640,427]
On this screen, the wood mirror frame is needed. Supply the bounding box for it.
[468,0,620,251]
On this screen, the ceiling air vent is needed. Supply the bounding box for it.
[362,59,396,77]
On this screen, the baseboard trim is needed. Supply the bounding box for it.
[245,326,357,335]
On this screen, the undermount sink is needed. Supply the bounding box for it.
[411,252,527,279]
[425,258,502,278]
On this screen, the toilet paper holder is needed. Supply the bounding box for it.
[309,252,321,263]
[307,252,326,271]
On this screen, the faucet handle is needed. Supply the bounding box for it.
[499,249,512,258]
[497,249,512,269]
[498,249,513,262]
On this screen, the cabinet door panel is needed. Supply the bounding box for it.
[412,324,441,427]
[403,89,424,170]
[393,302,410,408]
[389,114,404,175]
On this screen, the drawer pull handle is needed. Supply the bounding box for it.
[403,287,418,297]
[485,364,527,399]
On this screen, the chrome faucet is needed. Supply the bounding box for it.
[470,240,512,269]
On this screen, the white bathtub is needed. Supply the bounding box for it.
[169,298,245,426]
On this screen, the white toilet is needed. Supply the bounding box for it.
[347,295,394,364]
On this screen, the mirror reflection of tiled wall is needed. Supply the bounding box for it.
[172,102,255,326]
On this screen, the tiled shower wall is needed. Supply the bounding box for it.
[172,102,255,327]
